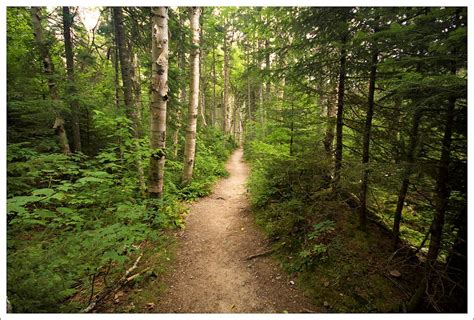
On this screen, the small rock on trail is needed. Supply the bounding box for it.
[156,149,318,313]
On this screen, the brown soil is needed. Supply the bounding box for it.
[156,148,318,313]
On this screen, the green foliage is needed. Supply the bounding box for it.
[7,4,467,313]
[165,126,236,200]
[6,145,187,311]
[7,117,235,312]
[245,129,339,272]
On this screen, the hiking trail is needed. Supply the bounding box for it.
[157,148,318,313]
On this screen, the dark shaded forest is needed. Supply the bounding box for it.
[6,6,467,313]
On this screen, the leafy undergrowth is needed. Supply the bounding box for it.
[87,237,177,313]
[252,202,414,312]
[244,140,421,312]
[7,123,236,312]
[286,213,407,312]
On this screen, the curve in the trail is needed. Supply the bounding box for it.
[156,148,318,313]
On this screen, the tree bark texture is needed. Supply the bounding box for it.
[211,37,217,126]
[30,7,71,154]
[182,7,201,185]
[223,27,231,133]
[265,39,271,102]
[332,35,347,189]
[427,95,456,261]
[131,52,143,138]
[62,6,82,152]
[112,7,140,136]
[323,91,337,158]
[149,7,169,198]
[392,108,422,250]
[199,16,207,127]
[358,50,378,228]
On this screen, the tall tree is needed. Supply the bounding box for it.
[323,90,337,158]
[149,7,169,198]
[113,7,145,193]
[223,23,232,133]
[182,7,201,185]
[172,10,186,158]
[199,14,208,127]
[62,6,82,152]
[332,33,347,190]
[112,7,139,135]
[427,83,456,262]
[392,108,422,249]
[358,49,378,228]
[30,7,71,154]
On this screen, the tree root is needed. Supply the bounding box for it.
[245,248,275,260]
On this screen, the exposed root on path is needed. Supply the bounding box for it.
[245,248,276,260]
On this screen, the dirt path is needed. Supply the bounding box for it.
[156,148,318,313]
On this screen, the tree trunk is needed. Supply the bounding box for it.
[427,52,458,261]
[172,109,181,158]
[358,50,378,228]
[212,38,217,127]
[62,6,81,153]
[173,13,186,158]
[223,27,231,133]
[290,101,295,156]
[233,99,238,138]
[230,94,235,134]
[446,203,467,312]
[238,105,243,146]
[199,15,207,127]
[407,63,457,312]
[392,108,422,250]
[427,96,455,261]
[265,39,271,103]
[111,8,120,109]
[323,91,337,158]
[182,7,201,185]
[113,44,120,109]
[30,7,71,155]
[200,89,207,126]
[112,7,140,134]
[131,52,143,138]
[246,43,252,121]
[258,41,264,127]
[149,7,169,199]
[113,7,146,194]
[332,35,347,190]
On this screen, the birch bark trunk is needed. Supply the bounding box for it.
[149,7,169,198]
[182,7,201,185]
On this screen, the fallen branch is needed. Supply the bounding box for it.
[126,267,150,282]
[81,252,143,313]
[245,248,275,260]
[125,252,143,277]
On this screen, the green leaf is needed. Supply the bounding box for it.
[76,177,104,184]
[34,209,57,218]
[7,195,38,214]
[32,188,55,197]
[50,192,66,201]
[57,207,74,215]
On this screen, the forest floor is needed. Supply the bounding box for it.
[94,148,409,313]
[154,148,318,313]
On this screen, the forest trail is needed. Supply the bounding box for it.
[157,148,318,313]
